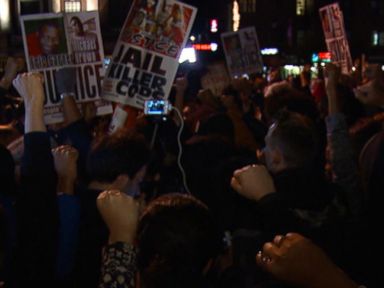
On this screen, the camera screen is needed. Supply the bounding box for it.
[104,57,111,69]
[146,100,166,115]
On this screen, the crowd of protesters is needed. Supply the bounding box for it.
[0,52,383,288]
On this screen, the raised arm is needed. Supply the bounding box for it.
[324,64,361,216]
[13,73,46,133]
[55,68,92,180]
[97,190,139,288]
[52,145,81,281]
[231,165,311,235]
[55,67,82,125]
[12,72,59,286]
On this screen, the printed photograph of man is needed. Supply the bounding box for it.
[68,16,101,63]
[25,18,67,57]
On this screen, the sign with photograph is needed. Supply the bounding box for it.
[20,11,110,124]
[221,27,263,78]
[102,0,197,109]
[201,62,231,96]
[319,3,352,74]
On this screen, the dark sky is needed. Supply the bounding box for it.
[181,0,230,35]
[184,0,229,17]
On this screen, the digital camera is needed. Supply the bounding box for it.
[144,100,172,116]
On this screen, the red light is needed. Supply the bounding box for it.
[318,52,331,60]
[193,44,212,51]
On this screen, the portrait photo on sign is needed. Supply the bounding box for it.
[21,15,70,71]
[67,14,101,64]
[24,17,68,57]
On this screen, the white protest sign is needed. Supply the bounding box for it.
[221,27,263,78]
[319,3,352,74]
[102,0,197,109]
[20,11,111,124]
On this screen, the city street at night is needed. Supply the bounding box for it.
[0,1,382,287]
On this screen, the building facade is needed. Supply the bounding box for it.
[1,0,384,62]
[226,0,384,64]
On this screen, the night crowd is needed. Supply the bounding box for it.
[0,54,383,288]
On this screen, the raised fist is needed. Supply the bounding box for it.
[52,145,79,183]
[231,164,276,201]
[97,190,139,244]
[12,72,45,107]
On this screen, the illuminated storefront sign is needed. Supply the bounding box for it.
[193,43,218,52]
[312,52,332,63]
[261,48,279,55]
[179,48,197,63]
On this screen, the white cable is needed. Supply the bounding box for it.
[172,106,191,194]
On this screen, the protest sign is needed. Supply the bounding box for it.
[44,99,113,124]
[20,11,110,124]
[201,62,231,96]
[102,0,197,109]
[319,3,352,74]
[221,27,263,78]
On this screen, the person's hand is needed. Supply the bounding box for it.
[354,78,384,107]
[174,77,188,94]
[0,57,19,89]
[97,190,139,244]
[82,101,97,123]
[13,73,46,133]
[325,63,341,85]
[363,63,380,81]
[52,145,79,182]
[12,72,45,108]
[55,67,77,96]
[56,68,82,124]
[257,233,358,288]
[231,165,276,201]
[324,63,342,114]
[354,64,384,107]
[52,145,79,195]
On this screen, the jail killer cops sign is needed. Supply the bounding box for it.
[102,0,197,109]
[20,11,111,124]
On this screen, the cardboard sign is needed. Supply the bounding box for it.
[221,27,263,78]
[102,0,197,109]
[20,11,111,124]
[319,3,353,73]
[201,62,231,96]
